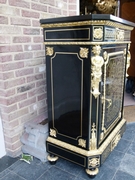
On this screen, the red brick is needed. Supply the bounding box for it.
[9,108,28,121]
[0,6,20,16]
[37,93,46,101]
[32,20,40,27]
[0,88,15,97]
[27,74,43,82]
[13,36,31,43]
[4,77,26,89]
[69,4,77,10]
[23,28,40,35]
[5,140,22,151]
[8,0,30,9]
[7,93,27,106]
[69,0,76,3]
[24,44,41,51]
[36,80,46,87]
[49,7,61,14]
[28,87,45,97]
[25,58,43,66]
[19,97,36,108]
[0,36,11,44]
[33,36,43,43]
[0,45,23,53]
[11,18,31,26]
[0,55,12,63]
[14,52,33,60]
[0,72,14,80]
[31,3,47,12]
[0,0,7,4]
[0,62,24,72]
[22,10,40,19]
[39,0,55,5]
[33,50,44,58]
[0,16,8,24]
[4,134,20,143]
[0,104,17,113]
[17,84,35,93]
[15,68,34,77]
[0,26,21,34]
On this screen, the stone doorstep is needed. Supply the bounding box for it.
[21,120,49,162]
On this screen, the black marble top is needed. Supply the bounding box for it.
[40,14,135,27]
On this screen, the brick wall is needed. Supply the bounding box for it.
[0,0,77,157]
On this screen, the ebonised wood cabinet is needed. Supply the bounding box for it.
[40,14,135,177]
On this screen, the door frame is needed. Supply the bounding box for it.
[0,114,6,158]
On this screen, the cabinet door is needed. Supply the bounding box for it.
[99,44,127,144]
[46,45,90,149]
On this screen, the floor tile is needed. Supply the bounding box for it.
[0,156,18,173]
[113,170,135,180]
[103,150,125,169]
[77,164,116,180]
[37,166,75,180]
[127,139,135,156]
[9,158,51,180]
[0,171,26,180]
[55,158,82,176]
[114,138,131,153]
[119,153,135,177]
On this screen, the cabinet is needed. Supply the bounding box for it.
[40,14,135,177]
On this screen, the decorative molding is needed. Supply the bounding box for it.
[79,47,89,58]
[50,128,56,137]
[91,45,104,98]
[46,46,54,56]
[78,138,86,148]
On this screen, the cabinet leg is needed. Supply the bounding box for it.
[85,168,99,178]
[47,154,58,165]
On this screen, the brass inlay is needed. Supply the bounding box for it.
[78,138,86,148]
[86,168,99,176]
[79,47,89,58]
[91,45,104,98]
[124,44,131,77]
[100,50,125,141]
[46,118,126,157]
[93,27,103,40]
[88,157,100,167]
[50,128,56,137]
[46,46,54,56]
[41,20,133,31]
[116,28,124,41]
[43,41,131,45]
[111,132,121,151]
[90,123,97,150]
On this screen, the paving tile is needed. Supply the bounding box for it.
[103,150,125,169]
[9,158,51,180]
[119,153,135,177]
[0,156,18,173]
[37,166,75,180]
[0,171,25,180]
[0,168,10,179]
[114,138,131,153]
[77,164,116,180]
[127,139,135,156]
[113,170,135,180]
[54,158,82,176]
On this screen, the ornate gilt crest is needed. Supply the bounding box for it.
[88,157,100,167]
[93,27,103,40]
[78,138,86,148]
[46,46,54,56]
[50,128,56,137]
[90,123,97,150]
[79,47,89,58]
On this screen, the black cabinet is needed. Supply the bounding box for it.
[40,14,135,176]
